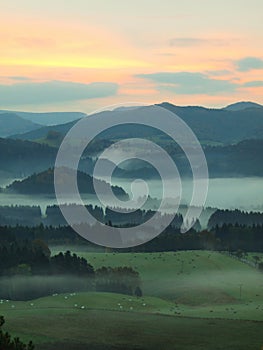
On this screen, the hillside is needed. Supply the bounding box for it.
[10,119,77,141]
[97,139,263,178]
[160,102,263,144]
[6,167,128,198]
[3,136,263,180]
[70,250,263,307]
[0,137,56,177]
[205,139,263,177]
[0,112,40,137]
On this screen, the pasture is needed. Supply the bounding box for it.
[1,292,263,350]
[52,249,263,311]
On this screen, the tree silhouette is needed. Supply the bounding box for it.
[0,316,34,349]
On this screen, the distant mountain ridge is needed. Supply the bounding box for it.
[0,110,87,126]
[223,101,263,111]
[0,112,41,137]
[10,119,77,141]
[9,101,263,145]
[159,102,263,144]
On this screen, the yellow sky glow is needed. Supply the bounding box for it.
[0,2,263,111]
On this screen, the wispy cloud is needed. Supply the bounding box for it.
[136,72,238,95]
[236,57,263,72]
[8,76,32,81]
[205,70,232,77]
[0,81,118,105]
[169,37,229,47]
[243,81,263,87]
[169,38,207,47]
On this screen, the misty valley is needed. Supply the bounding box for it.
[1,103,263,350]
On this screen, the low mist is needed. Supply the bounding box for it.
[0,275,93,301]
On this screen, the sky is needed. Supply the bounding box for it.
[1,0,263,112]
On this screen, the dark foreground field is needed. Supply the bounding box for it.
[2,305,263,350]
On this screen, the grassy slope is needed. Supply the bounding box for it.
[51,249,263,309]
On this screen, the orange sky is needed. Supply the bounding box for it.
[1,0,263,112]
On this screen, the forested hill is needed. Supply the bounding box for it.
[2,137,263,179]
[159,102,263,144]
[5,167,128,198]
[0,137,57,177]
[204,139,263,177]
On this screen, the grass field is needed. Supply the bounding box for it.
[52,249,263,310]
[1,292,263,350]
[1,250,263,349]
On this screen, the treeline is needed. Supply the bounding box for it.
[0,204,185,228]
[0,224,84,244]
[126,224,263,253]
[0,204,184,228]
[46,204,184,228]
[208,209,263,228]
[0,221,262,252]
[0,241,93,277]
[96,267,141,296]
[0,238,141,300]
[0,205,41,227]
[212,223,263,251]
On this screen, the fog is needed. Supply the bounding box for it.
[2,266,261,304]
[108,177,263,212]
[1,177,263,218]
[142,266,263,305]
[0,275,93,301]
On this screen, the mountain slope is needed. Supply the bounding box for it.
[10,119,77,141]
[0,113,41,137]
[160,102,263,144]
[6,167,128,198]
[0,110,86,126]
[0,137,57,177]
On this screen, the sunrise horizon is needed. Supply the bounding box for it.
[1,0,263,112]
